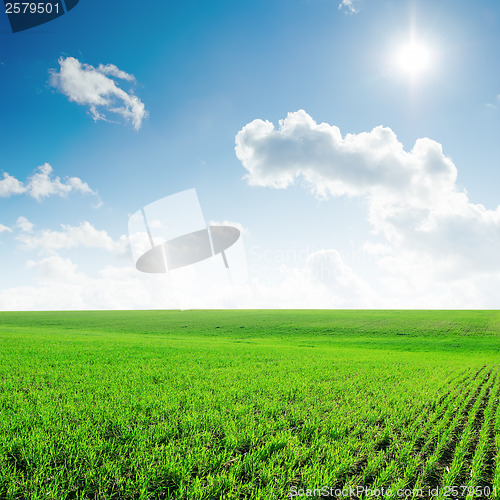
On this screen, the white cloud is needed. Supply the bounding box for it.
[27,163,96,201]
[16,216,34,233]
[97,63,136,82]
[50,57,147,130]
[0,250,374,310]
[26,254,85,283]
[0,257,181,310]
[16,219,128,255]
[0,163,98,201]
[2,243,500,310]
[306,249,373,304]
[236,110,417,196]
[338,0,360,14]
[235,110,500,305]
[0,172,25,197]
[0,223,12,235]
[487,95,500,110]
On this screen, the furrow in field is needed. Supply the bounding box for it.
[464,370,499,499]
[472,365,489,380]
[435,369,495,499]
[409,368,492,496]
[492,366,500,493]
[283,370,451,495]
[366,369,479,492]
[283,366,485,499]
[323,368,479,498]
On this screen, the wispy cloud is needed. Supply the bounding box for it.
[15,218,128,255]
[0,223,12,235]
[338,0,360,14]
[96,63,136,82]
[50,57,148,130]
[486,94,500,110]
[15,216,34,233]
[0,163,98,202]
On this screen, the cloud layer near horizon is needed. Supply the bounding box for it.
[0,248,375,310]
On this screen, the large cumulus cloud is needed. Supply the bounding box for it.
[236,110,500,301]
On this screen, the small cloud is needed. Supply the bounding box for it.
[16,220,128,255]
[0,163,99,202]
[27,163,96,201]
[26,254,85,283]
[0,172,25,197]
[486,95,500,109]
[0,223,12,235]
[16,216,34,233]
[50,56,148,130]
[338,0,360,14]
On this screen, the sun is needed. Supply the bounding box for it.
[394,40,433,80]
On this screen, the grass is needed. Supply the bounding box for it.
[0,309,499,499]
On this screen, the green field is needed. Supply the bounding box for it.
[1,310,500,499]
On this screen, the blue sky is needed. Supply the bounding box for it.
[1,0,499,309]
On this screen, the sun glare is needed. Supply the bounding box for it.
[394,40,433,80]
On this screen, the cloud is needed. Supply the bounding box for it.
[235,110,500,302]
[2,242,500,310]
[16,216,34,233]
[486,95,500,110]
[0,163,98,202]
[96,63,136,82]
[26,163,97,201]
[50,56,147,130]
[15,219,129,255]
[0,255,188,310]
[0,223,12,235]
[0,249,375,310]
[338,0,360,14]
[306,249,373,303]
[0,172,25,197]
[26,254,85,283]
[236,110,416,196]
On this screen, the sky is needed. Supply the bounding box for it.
[0,0,499,309]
